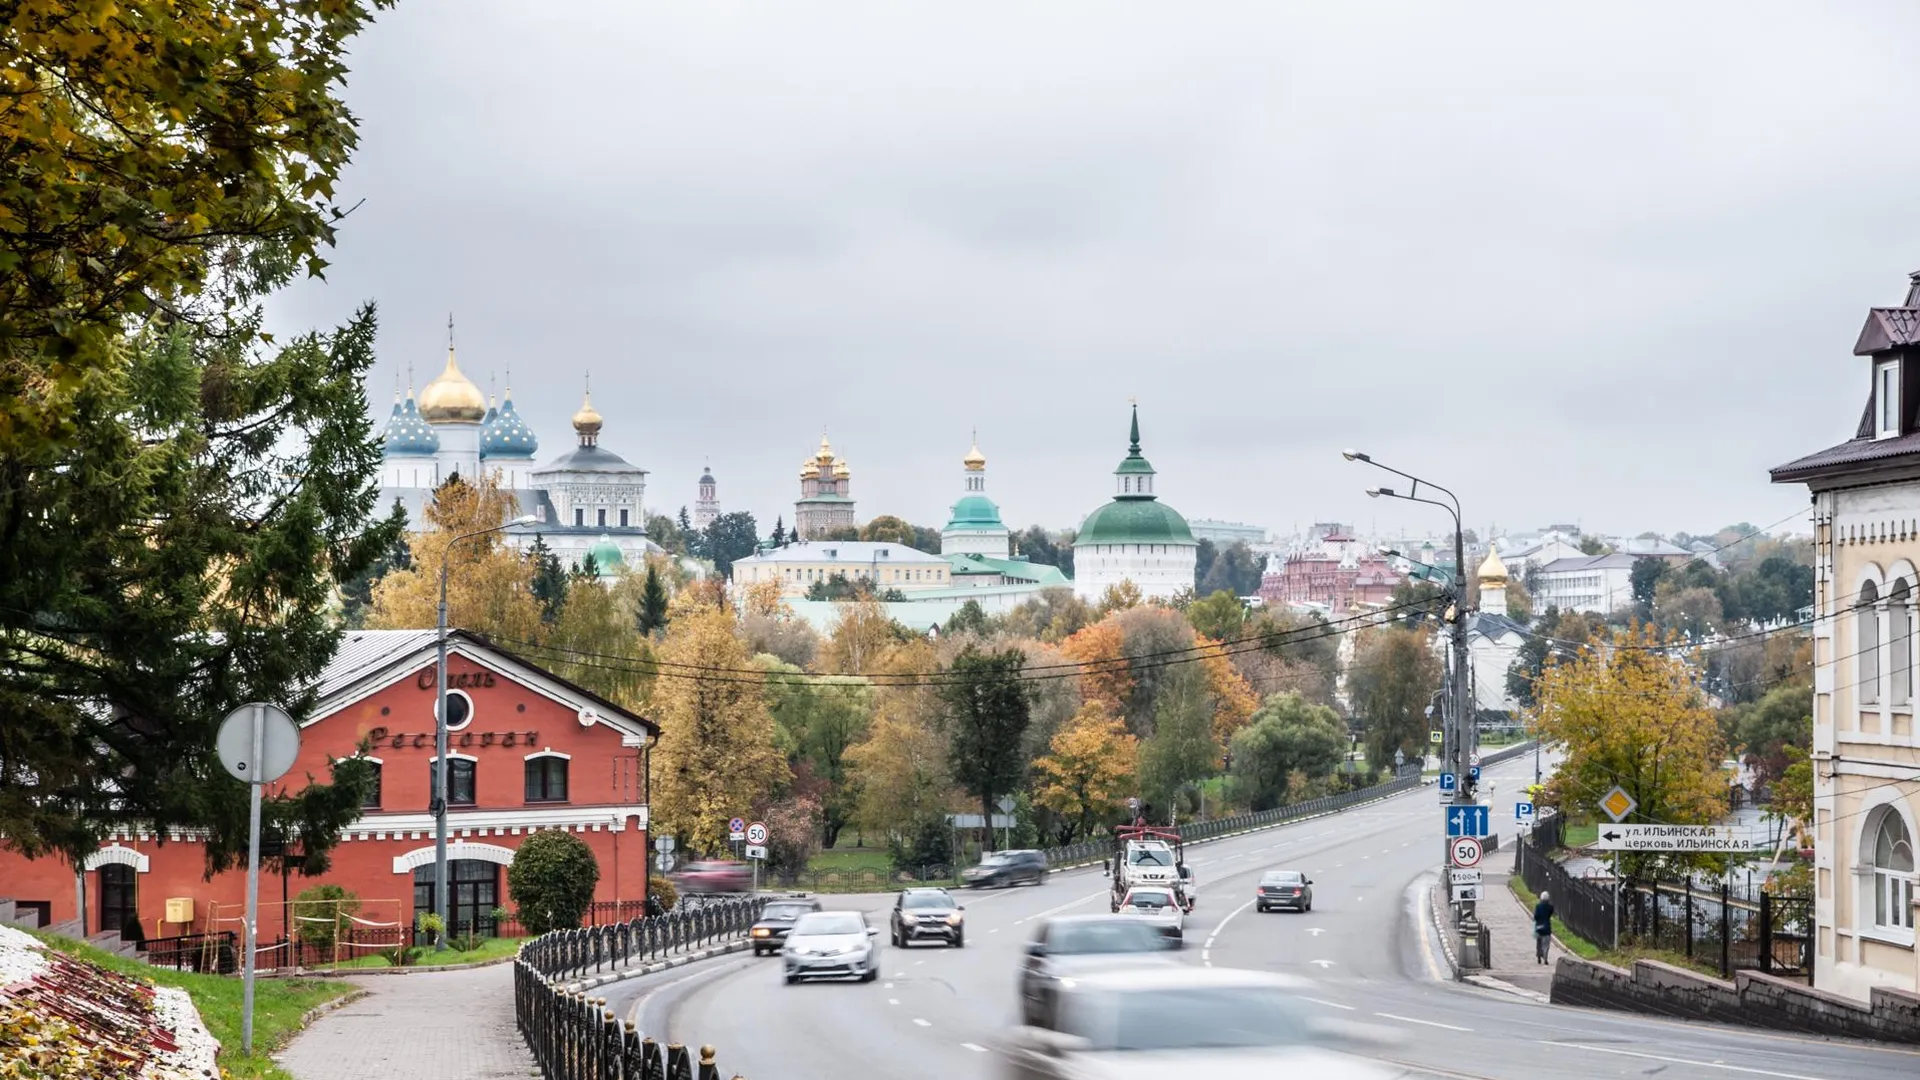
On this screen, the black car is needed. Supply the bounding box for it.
[1256,870,1313,913]
[889,887,965,947]
[961,849,1049,888]
[1018,914,1179,1026]
[750,896,824,955]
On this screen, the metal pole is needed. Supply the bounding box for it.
[434,558,451,952]
[1450,513,1476,929]
[241,704,264,1052]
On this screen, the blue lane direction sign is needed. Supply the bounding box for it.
[1446,804,1491,838]
[1438,772,1457,792]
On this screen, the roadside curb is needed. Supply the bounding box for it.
[1425,883,1462,979]
[1464,974,1550,1004]
[271,987,371,1063]
[564,938,750,993]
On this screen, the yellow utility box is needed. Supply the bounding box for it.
[165,897,194,924]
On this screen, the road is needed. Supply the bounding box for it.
[610,756,1920,1080]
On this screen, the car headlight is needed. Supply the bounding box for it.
[753,928,771,937]
[945,913,963,925]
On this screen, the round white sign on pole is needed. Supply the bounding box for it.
[216,703,301,784]
[746,821,768,846]
[1450,836,1483,868]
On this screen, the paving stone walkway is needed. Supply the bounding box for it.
[1473,861,1569,996]
[279,963,538,1080]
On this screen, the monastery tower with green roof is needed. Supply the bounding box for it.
[1071,405,1197,602]
[940,436,1011,557]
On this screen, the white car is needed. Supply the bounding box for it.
[781,911,881,984]
[1115,885,1183,946]
[1001,966,1406,1080]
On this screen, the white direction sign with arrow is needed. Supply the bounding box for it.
[1305,927,1326,936]
[1592,824,1756,853]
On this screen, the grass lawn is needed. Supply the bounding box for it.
[319,934,524,970]
[807,847,893,873]
[35,931,354,1080]
[1563,821,1599,847]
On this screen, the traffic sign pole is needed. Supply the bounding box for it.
[242,706,264,1054]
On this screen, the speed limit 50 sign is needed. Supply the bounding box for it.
[1449,836,1483,868]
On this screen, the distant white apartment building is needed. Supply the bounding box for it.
[1532,553,1638,614]
[1188,519,1268,546]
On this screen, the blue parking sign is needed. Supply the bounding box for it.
[1469,766,1481,783]
[1516,801,1536,822]
[1438,772,1457,792]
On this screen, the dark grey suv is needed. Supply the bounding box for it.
[889,888,965,947]
[962,849,1048,888]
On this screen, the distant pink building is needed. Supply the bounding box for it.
[1260,532,1404,611]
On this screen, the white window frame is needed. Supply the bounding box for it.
[1876,359,1902,440]
[1869,808,1916,938]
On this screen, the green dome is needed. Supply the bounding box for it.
[588,535,625,574]
[945,494,1006,531]
[1075,499,1196,547]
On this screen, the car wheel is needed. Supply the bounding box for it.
[1041,869,1050,884]
[1256,903,1266,913]
[784,973,799,985]
[954,932,965,949]
[753,946,764,957]
[1305,900,1312,912]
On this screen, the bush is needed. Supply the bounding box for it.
[508,830,601,935]
[648,874,678,912]
[890,816,952,872]
[293,884,359,950]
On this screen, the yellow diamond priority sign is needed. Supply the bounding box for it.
[1600,785,1637,823]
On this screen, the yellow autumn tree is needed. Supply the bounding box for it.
[824,595,906,675]
[1532,625,1727,874]
[650,600,789,854]
[846,638,953,840]
[1061,620,1132,715]
[1032,702,1138,842]
[366,475,543,643]
[543,574,653,712]
[1197,635,1259,744]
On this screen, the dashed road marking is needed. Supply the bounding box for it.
[1199,897,1257,968]
[888,998,900,1005]
[962,1043,988,1052]
[1303,997,1354,1010]
[1545,1042,1827,1080]
[1377,1012,1469,1031]
[913,1018,932,1027]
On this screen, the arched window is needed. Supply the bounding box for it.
[361,761,383,809]
[1871,809,1915,932]
[1894,579,1914,706]
[524,756,568,803]
[1859,580,1881,705]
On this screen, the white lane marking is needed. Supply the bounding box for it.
[1376,1012,1469,1031]
[989,928,999,934]
[888,998,900,1005]
[1303,997,1354,1010]
[1015,889,1107,925]
[1309,959,1335,969]
[1199,897,1257,968]
[1546,1042,1828,1080]
[962,1043,988,1053]
[884,982,893,989]
[915,959,925,965]
[913,1018,932,1027]
[894,971,906,977]
[623,957,749,1027]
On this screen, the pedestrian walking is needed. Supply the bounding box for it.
[1533,890,1555,964]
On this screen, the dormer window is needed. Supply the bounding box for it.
[1878,358,1902,440]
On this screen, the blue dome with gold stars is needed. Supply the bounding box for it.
[481,391,539,459]
[383,392,439,457]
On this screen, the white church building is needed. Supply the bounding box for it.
[1072,406,1198,603]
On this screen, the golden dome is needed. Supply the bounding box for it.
[800,458,820,479]
[418,346,486,423]
[1477,547,1509,583]
[963,441,986,471]
[832,456,850,478]
[572,390,603,437]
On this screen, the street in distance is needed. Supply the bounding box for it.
[1592,824,1757,853]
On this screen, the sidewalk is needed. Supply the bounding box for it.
[277,963,538,1080]
[1467,867,1569,998]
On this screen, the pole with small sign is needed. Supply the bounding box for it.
[215,703,301,1055]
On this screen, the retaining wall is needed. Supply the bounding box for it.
[1551,956,1920,1045]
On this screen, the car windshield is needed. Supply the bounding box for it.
[1125,890,1173,908]
[1129,847,1172,866]
[793,913,863,936]
[979,854,1009,865]
[1057,986,1310,1051]
[1047,921,1167,955]
[761,904,811,919]
[902,893,951,910]
[1263,872,1304,884]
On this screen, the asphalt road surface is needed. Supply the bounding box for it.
[612,756,1920,1080]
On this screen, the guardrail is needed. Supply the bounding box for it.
[515,897,764,1080]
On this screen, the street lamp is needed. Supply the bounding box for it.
[1343,451,1477,928]
[432,513,536,950]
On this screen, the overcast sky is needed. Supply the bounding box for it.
[268,1,1920,544]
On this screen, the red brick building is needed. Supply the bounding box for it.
[1260,533,1404,612]
[0,629,656,943]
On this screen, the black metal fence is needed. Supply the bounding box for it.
[143,932,238,974]
[515,896,765,1080]
[1514,810,1813,984]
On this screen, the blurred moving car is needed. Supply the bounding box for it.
[1256,870,1314,913]
[890,887,966,947]
[782,911,881,984]
[1019,915,1179,1026]
[1114,885,1183,945]
[1001,966,1405,1079]
[669,860,751,895]
[750,895,824,955]
[964,849,1049,888]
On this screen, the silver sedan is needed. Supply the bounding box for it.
[781,911,881,984]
